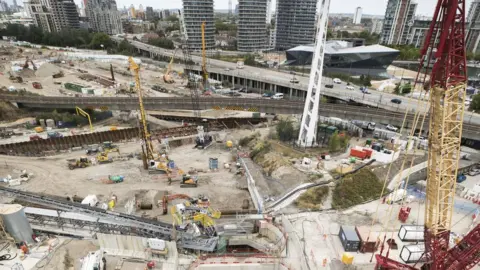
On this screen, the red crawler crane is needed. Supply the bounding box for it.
[375,0,480,269]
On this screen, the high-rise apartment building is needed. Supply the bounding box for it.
[237,0,269,52]
[406,18,430,48]
[86,0,122,35]
[26,0,79,32]
[145,6,155,21]
[380,0,417,45]
[466,0,480,53]
[50,0,80,31]
[275,0,317,51]
[182,0,215,50]
[25,0,55,32]
[370,19,383,34]
[353,7,362,24]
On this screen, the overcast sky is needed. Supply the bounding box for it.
[101,0,474,16]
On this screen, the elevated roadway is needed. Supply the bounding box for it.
[3,94,480,140]
[114,38,480,125]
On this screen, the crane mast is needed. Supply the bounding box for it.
[128,57,154,164]
[201,21,208,90]
[376,0,480,269]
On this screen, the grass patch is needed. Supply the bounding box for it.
[239,132,260,147]
[295,186,329,210]
[332,168,384,209]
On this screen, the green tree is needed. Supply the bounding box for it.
[328,132,340,152]
[90,32,113,49]
[165,15,179,22]
[276,120,295,142]
[363,75,372,87]
[470,94,480,111]
[148,37,175,49]
[394,83,401,95]
[401,83,412,94]
[339,134,350,150]
[244,54,256,66]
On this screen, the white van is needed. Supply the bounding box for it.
[272,93,284,100]
[333,78,342,84]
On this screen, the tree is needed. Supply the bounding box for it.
[401,83,412,94]
[328,132,340,152]
[90,32,113,49]
[244,54,256,66]
[339,134,350,150]
[148,37,175,49]
[276,120,295,142]
[165,15,179,22]
[469,94,480,111]
[363,75,372,87]
[394,83,401,95]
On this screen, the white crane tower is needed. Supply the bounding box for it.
[297,0,331,147]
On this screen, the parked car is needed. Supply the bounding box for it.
[360,86,371,94]
[239,88,253,93]
[346,85,354,90]
[333,78,342,84]
[325,84,334,88]
[262,92,273,98]
[272,93,284,100]
[47,131,63,139]
[229,91,241,96]
[391,98,402,104]
[29,135,43,141]
[290,78,299,83]
[468,169,480,176]
[386,124,398,132]
[225,68,231,71]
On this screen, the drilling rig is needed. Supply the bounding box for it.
[375,0,480,269]
[128,57,154,169]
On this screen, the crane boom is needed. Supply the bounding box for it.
[376,0,479,269]
[128,57,154,163]
[201,21,208,90]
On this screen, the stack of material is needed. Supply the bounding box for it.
[35,63,61,77]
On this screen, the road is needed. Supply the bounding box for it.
[116,37,480,126]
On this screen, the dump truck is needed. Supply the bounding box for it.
[68,157,92,170]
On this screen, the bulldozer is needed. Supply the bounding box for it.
[68,157,91,170]
[102,141,120,153]
[181,174,198,188]
[96,152,113,164]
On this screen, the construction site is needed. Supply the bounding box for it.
[0,0,480,270]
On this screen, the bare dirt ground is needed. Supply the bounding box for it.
[31,239,98,270]
[0,138,251,221]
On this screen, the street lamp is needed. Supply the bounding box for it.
[470,111,475,124]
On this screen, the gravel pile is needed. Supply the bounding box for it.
[35,62,61,77]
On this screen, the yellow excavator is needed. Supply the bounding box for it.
[96,152,113,164]
[181,174,198,188]
[163,49,177,84]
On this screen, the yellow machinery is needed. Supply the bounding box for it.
[163,49,177,84]
[96,152,112,164]
[128,57,155,169]
[68,157,91,170]
[75,107,93,132]
[201,21,208,90]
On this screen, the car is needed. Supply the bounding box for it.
[225,68,230,71]
[272,93,284,100]
[325,84,334,88]
[386,124,398,132]
[29,135,43,141]
[333,78,342,84]
[239,88,253,93]
[290,78,299,83]
[468,169,480,176]
[346,85,354,90]
[360,87,371,94]
[262,92,273,98]
[391,98,402,104]
[230,91,241,96]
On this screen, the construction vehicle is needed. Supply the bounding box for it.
[375,0,480,269]
[102,141,120,153]
[76,107,93,132]
[96,152,113,164]
[163,49,177,84]
[201,21,208,90]
[85,144,101,155]
[47,131,63,139]
[29,135,43,141]
[161,193,191,215]
[32,82,42,89]
[68,157,92,170]
[23,56,36,70]
[181,174,198,188]
[194,120,212,149]
[193,213,216,236]
[8,72,23,83]
[129,56,155,169]
[52,71,64,78]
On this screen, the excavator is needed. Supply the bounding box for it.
[181,174,198,188]
[161,193,191,215]
[68,157,91,170]
[23,56,36,71]
[163,49,177,84]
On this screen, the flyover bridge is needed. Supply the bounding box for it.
[3,94,480,140]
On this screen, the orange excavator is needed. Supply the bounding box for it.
[161,193,191,215]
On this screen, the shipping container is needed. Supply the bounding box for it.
[398,225,424,242]
[339,225,360,252]
[363,149,373,159]
[350,149,367,159]
[400,244,425,264]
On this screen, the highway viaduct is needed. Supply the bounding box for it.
[3,94,480,142]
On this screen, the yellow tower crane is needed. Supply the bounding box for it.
[201,21,208,90]
[128,57,154,168]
